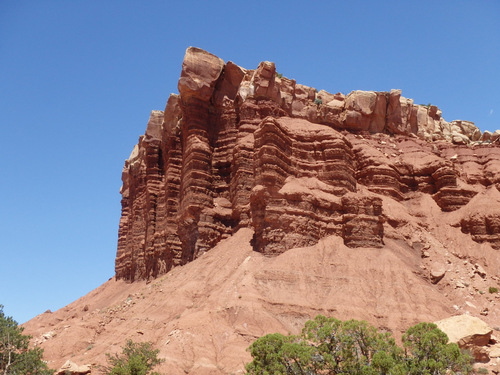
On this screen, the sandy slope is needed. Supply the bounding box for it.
[24,190,500,374]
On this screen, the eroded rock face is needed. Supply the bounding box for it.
[461,213,500,249]
[115,47,500,281]
[459,186,500,250]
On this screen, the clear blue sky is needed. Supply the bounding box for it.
[1,1,499,324]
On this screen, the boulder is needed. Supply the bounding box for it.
[489,344,500,358]
[492,130,500,142]
[57,360,91,375]
[451,120,481,141]
[474,263,487,278]
[435,315,493,362]
[177,47,224,102]
[480,130,492,142]
[253,61,280,102]
[430,266,446,284]
[451,132,469,145]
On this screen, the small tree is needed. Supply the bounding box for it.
[246,333,315,374]
[246,316,473,375]
[0,305,54,375]
[302,316,404,374]
[402,322,473,375]
[104,340,164,375]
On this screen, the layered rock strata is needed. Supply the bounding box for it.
[115,47,500,281]
[459,186,500,250]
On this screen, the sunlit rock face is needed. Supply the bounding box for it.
[115,47,500,282]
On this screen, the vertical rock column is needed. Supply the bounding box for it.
[116,177,132,279]
[115,111,164,281]
[149,94,183,275]
[211,61,246,200]
[230,61,285,228]
[250,118,293,254]
[141,111,165,279]
[177,47,225,263]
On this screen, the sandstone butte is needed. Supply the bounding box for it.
[23,47,500,375]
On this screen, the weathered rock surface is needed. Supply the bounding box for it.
[116,47,500,282]
[430,265,446,284]
[25,221,500,374]
[56,360,91,375]
[435,315,493,362]
[459,187,500,250]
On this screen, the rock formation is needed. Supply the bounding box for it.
[56,360,91,375]
[22,48,500,375]
[115,47,500,282]
[435,315,494,362]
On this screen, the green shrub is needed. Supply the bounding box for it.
[403,322,472,374]
[246,315,473,375]
[0,305,54,375]
[488,287,498,294]
[104,340,164,375]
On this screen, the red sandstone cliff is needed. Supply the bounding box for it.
[23,48,500,375]
[116,47,500,282]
